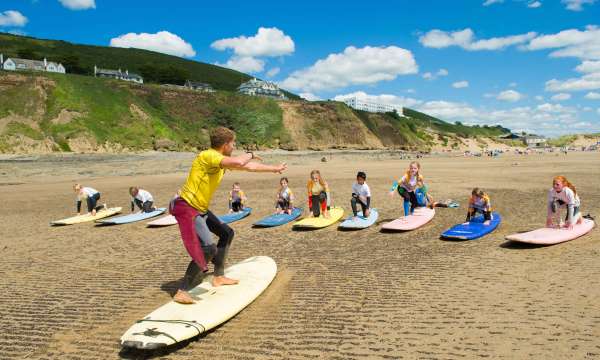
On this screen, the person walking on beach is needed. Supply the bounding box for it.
[170,127,287,304]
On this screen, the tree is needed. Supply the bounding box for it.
[17,47,37,60]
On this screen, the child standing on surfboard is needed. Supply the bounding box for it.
[464,188,493,225]
[228,182,247,213]
[73,184,105,216]
[129,187,156,213]
[546,175,582,230]
[170,127,286,304]
[351,171,371,220]
[307,170,331,218]
[389,161,428,215]
[275,177,294,214]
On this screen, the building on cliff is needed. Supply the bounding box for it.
[341,97,402,114]
[94,65,143,84]
[185,80,214,92]
[238,78,286,99]
[1,54,66,74]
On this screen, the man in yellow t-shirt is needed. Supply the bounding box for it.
[170,127,287,304]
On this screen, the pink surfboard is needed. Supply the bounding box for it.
[147,215,177,227]
[505,218,594,245]
[382,207,435,231]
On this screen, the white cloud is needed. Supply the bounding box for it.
[211,27,294,57]
[452,80,469,88]
[575,60,600,73]
[216,56,264,73]
[551,93,572,101]
[300,93,321,101]
[483,0,504,6]
[418,101,478,119]
[281,45,418,92]
[585,91,600,99]
[528,1,542,8]
[497,90,524,102]
[525,26,600,60]
[423,68,448,80]
[334,91,422,109]
[419,28,537,51]
[0,10,27,27]
[58,0,96,10]
[484,93,495,98]
[509,82,518,87]
[266,67,280,77]
[561,0,596,11]
[545,73,600,92]
[535,95,545,101]
[110,31,196,58]
[598,108,600,115]
[406,88,416,94]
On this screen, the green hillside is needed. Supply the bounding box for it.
[0,32,297,98]
[402,108,510,138]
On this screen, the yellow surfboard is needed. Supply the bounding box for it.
[293,207,344,229]
[50,207,122,225]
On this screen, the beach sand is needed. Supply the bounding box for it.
[0,151,599,359]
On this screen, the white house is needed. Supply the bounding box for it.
[342,97,402,114]
[523,135,547,148]
[185,80,214,92]
[1,54,66,74]
[238,78,285,99]
[94,65,143,84]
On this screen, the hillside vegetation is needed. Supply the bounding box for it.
[0,32,297,99]
[0,72,515,153]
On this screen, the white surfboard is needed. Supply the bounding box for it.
[50,207,122,225]
[147,214,178,227]
[120,256,277,350]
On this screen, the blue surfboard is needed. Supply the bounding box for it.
[96,208,166,225]
[253,207,303,227]
[339,209,379,229]
[218,207,252,224]
[441,212,501,240]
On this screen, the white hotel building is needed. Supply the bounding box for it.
[341,97,403,114]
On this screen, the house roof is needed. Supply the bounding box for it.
[8,58,45,68]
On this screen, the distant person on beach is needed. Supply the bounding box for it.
[351,171,371,220]
[547,175,582,230]
[464,188,492,225]
[73,184,104,216]
[307,170,331,218]
[389,161,428,215]
[129,187,156,213]
[170,127,286,304]
[228,182,247,213]
[275,177,294,214]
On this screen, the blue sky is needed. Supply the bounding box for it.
[2,0,600,136]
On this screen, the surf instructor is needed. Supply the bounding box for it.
[171,127,287,304]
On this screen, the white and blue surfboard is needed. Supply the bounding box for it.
[253,207,303,227]
[218,207,252,224]
[441,212,501,240]
[339,208,379,229]
[96,208,166,225]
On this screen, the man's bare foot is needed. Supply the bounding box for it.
[91,210,97,216]
[212,276,239,287]
[173,289,195,304]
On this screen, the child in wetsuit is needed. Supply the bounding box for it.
[464,188,493,225]
[307,170,331,218]
[275,177,295,214]
[389,161,426,216]
[73,183,104,216]
[228,182,247,213]
[351,171,371,219]
[129,187,156,213]
[546,175,582,229]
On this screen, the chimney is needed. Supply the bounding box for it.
[94,65,97,76]
[0,53,3,65]
[126,69,129,75]
[44,58,47,67]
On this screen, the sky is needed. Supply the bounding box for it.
[1,0,600,136]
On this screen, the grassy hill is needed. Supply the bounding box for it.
[0,71,515,153]
[0,32,298,99]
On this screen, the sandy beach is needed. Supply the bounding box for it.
[0,150,599,359]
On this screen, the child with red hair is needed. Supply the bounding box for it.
[546,175,582,230]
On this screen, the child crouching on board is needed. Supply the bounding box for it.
[73,184,105,216]
[464,188,493,225]
[351,171,371,220]
[389,161,428,215]
[547,175,582,230]
[228,182,247,213]
[275,177,295,214]
[129,187,157,213]
[307,170,331,218]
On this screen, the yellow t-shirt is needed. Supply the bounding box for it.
[180,148,225,212]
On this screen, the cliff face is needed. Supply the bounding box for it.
[0,72,512,154]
